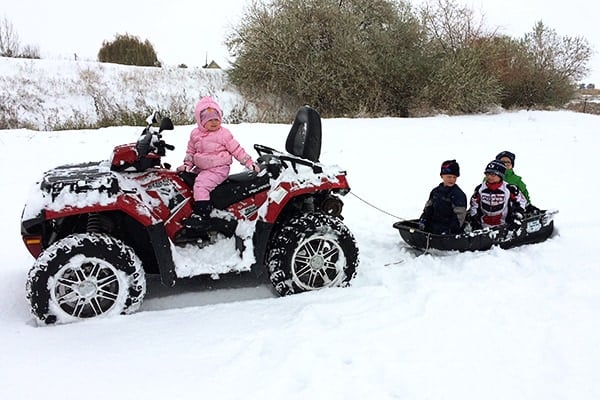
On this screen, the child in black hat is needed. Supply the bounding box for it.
[418,160,467,234]
[468,160,527,230]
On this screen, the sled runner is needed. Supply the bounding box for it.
[393,209,557,252]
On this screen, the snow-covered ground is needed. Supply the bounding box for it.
[1,58,600,399]
[1,109,599,399]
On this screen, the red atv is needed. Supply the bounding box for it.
[21,106,359,324]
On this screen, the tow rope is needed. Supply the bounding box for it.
[349,192,406,220]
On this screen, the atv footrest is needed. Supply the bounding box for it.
[180,217,238,238]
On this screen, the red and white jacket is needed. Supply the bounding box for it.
[469,181,527,227]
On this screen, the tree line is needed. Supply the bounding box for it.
[225,0,592,119]
[2,0,593,120]
[0,17,159,66]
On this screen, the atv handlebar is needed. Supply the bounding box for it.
[157,140,175,152]
[254,144,279,156]
[255,143,322,175]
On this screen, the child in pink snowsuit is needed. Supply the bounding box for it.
[177,96,259,219]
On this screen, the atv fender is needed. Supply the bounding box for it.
[252,220,274,277]
[43,195,166,227]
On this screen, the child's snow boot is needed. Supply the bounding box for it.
[183,200,213,229]
[193,200,213,218]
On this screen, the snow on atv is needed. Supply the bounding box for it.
[21,106,359,325]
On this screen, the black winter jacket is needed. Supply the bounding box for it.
[420,183,468,234]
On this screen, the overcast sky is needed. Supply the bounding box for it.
[3,0,599,83]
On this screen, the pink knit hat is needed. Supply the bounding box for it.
[200,107,220,126]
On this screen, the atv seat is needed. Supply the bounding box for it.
[286,106,322,162]
[179,171,271,210]
[210,172,270,209]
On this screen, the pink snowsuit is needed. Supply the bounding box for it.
[182,97,254,201]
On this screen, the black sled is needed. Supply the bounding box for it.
[393,209,557,252]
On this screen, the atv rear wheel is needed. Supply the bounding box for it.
[266,213,359,296]
[26,233,146,325]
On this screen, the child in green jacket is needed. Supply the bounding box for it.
[495,151,530,204]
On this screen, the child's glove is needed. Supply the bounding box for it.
[466,214,482,230]
[463,222,472,234]
[246,160,260,173]
[176,164,197,173]
[508,211,524,230]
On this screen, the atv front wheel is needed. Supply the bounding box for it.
[26,233,146,325]
[266,213,359,296]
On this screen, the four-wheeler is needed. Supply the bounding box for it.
[21,107,359,324]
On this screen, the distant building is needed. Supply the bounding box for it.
[202,60,221,69]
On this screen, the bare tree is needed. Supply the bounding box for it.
[523,21,591,82]
[226,0,427,118]
[419,0,491,53]
[0,16,20,57]
[417,0,502,112]
[20,44,40,59]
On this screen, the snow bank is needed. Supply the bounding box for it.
[0,57,250,130]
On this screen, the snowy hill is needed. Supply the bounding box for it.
[1,59,600,399]
[0,57,249,130]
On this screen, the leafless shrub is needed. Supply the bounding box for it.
[0,16,20,57]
